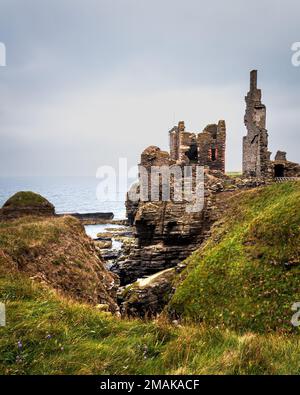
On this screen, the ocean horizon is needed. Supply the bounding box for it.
[0,176,126,220]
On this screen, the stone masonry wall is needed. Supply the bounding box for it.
[243,70,270,177]
[169,120,226,172]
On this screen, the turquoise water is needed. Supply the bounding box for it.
[84,223,124,250]
[84,223,124,239]
[0,176,126,219]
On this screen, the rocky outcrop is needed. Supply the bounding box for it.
[126,183,140,226]
[56,211,114,225]
[120,268,176,317]
[0,191,55,220]
[113,169,234,285]
[112,146,212,284]
[113,200,211,285]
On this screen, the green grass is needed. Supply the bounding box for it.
[0,215,77,248]
[2,191,52,207]
[0,215,78,263]
[169,182,300,333]
[226,171,242,178]
[1,269,300,374]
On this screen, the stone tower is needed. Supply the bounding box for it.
[242,70,270,177]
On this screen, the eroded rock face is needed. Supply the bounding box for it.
[112,202,208,285]
[0,191,55,220]
[112,172,226,285]
[113,145,224,285]
[126,182,140,226]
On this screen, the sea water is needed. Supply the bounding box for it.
[0,176,126,219]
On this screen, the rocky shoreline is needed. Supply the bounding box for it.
[56,211,114,225]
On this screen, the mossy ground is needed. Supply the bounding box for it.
[169,182,300,333]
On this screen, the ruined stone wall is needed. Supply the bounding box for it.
[271,151,300,178]
[197,121,226,172]
[273,161,300,178]
[169,120,226,172]
[274,151,287,161]
[243,70,270,177]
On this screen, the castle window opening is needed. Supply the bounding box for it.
[185,143,198,163]
[211,148,217,161]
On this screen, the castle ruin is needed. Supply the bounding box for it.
[137,70,299,182]
[134,69,299,179]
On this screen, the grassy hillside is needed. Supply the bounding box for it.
[169,182,300,333]
[1,269,300,374]
[0,215,118,311]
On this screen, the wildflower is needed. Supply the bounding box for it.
[17,340,22,349]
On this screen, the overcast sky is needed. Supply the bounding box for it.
[0,0,299,176]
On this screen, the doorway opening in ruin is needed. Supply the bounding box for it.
[274,164,285,177]
[211,148,217,161]
[185,143,198,163]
